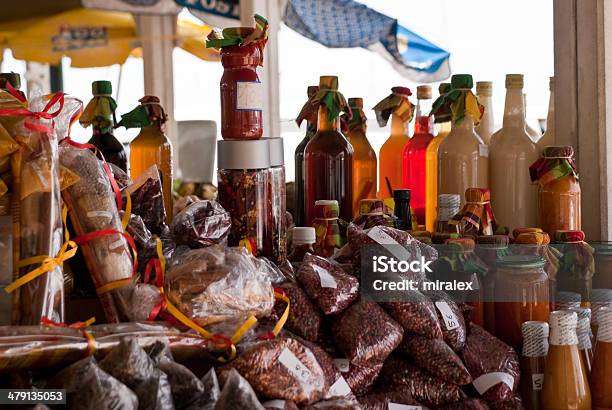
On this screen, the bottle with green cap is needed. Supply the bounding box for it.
[80,80,127,172]
[431,74,488,206]
[301,75,353,224]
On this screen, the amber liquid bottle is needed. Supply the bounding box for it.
[541,310,591,410]
[295,86,318,226]
[591,307,612,410]
[378,113,409,199]
[520,321,549,410]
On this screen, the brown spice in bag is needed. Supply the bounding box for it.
[275,281,323,342]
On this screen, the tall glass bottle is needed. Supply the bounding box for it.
[425,83,451,232]
[122,96,173,219]
[294,85,319,226]
[489,74,538,231]
[591,307,612,409]
[374,87,414,199]
[541,310,591,410]
[435,74,488,206]
[303,76,353,224]
[344,97,377,217]
[537,77,555,155]
[403,85,433,225]
[81,81,127,172]
[520,321,549,410]
[475,81,495,145]
[524,93,542,143]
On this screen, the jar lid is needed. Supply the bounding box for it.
[348,97,363,109]
[543,145,574,159]
[292,227,316,244]
[451,74,473,90]
[265,137,284,167]
[393,189,410,201]
[495,255,546,269]
[0,72,21,89]
[476,235,509,247]
[417,85,432,100]
[217,139,271,170]
[476,81,493,96]
[438,82,452,95]
[391,86,412,97]
[505,74,524,89]
[319,76,339,91]
[92,80,112,95]
[314,200,339,219]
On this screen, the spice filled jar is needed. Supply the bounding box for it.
[519,321,549,410]
[593,242,612,289]
[266,137,287,264]
[288,227,315,264]
[217,139,271,256]
[494,255,550,350]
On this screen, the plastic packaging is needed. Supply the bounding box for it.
[358,384,424,410]
[461,323,520,403]
[332,299,403,365]
[262,400,299,410]
[183,368,220,410]
[436,398,490,409]
[423,290,467,352]
[380,290,443,340]
[336,359,382,396]
[124,212,175,278]
[216,368,265,410]
[171,200,231,248]
[275,280,323,342]
[305,397,361,409]
[296,253,359,315]
[129,165,167,234]
[165,246,275,326]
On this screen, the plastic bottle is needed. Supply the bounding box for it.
[475,81,495,145]
[288,227,316,263]
[537,77,555,155]
[489,74,538,231]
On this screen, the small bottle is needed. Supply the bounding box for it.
[541,310,591,410]
[537,77,555,155]
[590,307,612,409]
[81,80,128,172]
[524,93,542,143]
[435,194,461,233]
[288,227,316,263]
[520,321,549,410]
[312,200,341,257]
[475,81,495,145]
[393,189,411,230]
[576,316,593,374]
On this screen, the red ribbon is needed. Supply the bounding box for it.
[72,228,138,277]
[0,92,65,134]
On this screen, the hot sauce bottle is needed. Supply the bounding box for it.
[520,321,549,410]
[591,307,612,410]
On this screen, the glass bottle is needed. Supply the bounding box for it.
[267,137,287,265]
[294,85,319,226]
[489,74,539,232]
[541,310,591,410]
[425,83,451,232]
[124,96,173,219]
[576,316,593,374]
[304,76,353,224]
[494,255,550,350]
[345,97,377,217]
[288,227,316,263]
[403,85,433,225]
[590,307,612,409]
[530,146,581,236]
[524,93,542,143]
[435,193,460,234]
[393,189,411,230]
[312,200,341,257]
[475,81,495,145]
[83,81,128,172]
[537,77,555,155]
[376,87,413,199]
[437,74,488,206]
[520,321,549,410]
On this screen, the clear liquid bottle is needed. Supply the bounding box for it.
[475,81,495,145]
[403,85,433,225]
[489,74,538,231]
[537,77,555,155]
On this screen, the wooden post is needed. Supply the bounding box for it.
[240,0,282,138]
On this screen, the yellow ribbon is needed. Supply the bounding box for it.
[272,290,290,337]
[465,92,483,125]
[121,193,131,230]
[96,278,133,294]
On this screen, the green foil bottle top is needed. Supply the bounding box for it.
[92,80,112,96]
[451,74,474,90]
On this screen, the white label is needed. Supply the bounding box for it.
[87,210,113,221]
[367,227,411,260]
[473,372,515,395]
[312,265,337,289]
[479,144,489,157]
[435,301,460,330]
[109,237,125,250]
[262,400,287,409]
[388,404,422,410]
[532,373,544,391]
[328,376,352,397]
[236,81,263,111]
[278,347,312,384]
[333,358,350,373]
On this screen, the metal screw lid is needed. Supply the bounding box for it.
[265,137,284,167]
[217,139,271,170]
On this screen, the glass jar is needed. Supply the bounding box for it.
[554,231,594,305]
[217,139,270,256]
[312,200,341,257]
[494,255,550,350]
[220,43,263,140]
[288,227,315,263]
[267,137,287,265]
[593,242,612,289]
[520,321,549,410]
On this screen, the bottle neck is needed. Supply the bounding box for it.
[502,87,526,128]
[93,123,114,136]
[317,106,340,132]
[437,120,452,136]
[414,98,434,135]
[390,112,407,137]
[546,90,555,135]
[451,116,475,133]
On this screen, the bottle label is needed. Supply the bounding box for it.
[278,347,312,384]
[236,81,263,111]
[479,144,489,157]
[532,373,544,390]
[313,265,337,289]
[472,372,514,395]
[435,301,460,330]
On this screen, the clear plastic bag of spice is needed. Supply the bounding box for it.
[128,165,167,234]
[171,199,231,248]
[333,358,382,396]
[380,289,444,340]
[274,280,323,342]
[216,368,265,410]
[424,289,467,351]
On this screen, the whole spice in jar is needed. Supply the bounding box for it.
[267,137,288,265]
[312,200,342,257]
[288,227,316,264]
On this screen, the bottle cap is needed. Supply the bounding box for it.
[393,189,411,201]
[591,289,612,327]
[0,72,21,89]
[307,85,319,98]
[292,227,316,244]
[451,74,474,90]
[438,83,452,95]
[391,86,412,97]
[314,200,339,219]
[597,307,612,342]
[348,97,363,109]
[217,139,271,170]
[576,317,593,350]
[549,76,555,92]
[505,74,524,89]
[476,81,493,97]
[569,307,592,321]
[265,137,284,167]
[549,310,578,346]
[319,76,339,91]
[555,291,582,310]
[92,80,112,96]
[521,321,549,357]
[416,85,432,100]
[437,194,461,221]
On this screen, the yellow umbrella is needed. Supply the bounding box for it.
[0,8,219,67]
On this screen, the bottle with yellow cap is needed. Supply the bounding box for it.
[475,81,495,145]
[489,74,538,232]
[120,96,173,219]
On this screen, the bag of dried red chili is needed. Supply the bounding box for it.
[331,357,382,396]
[358,384,424,410]
[423,289,467,351]
[398,335,472,385]
[488,395,524,410]
[380,354,467,407]
[461,323,520,403]
[296,253,359,315]
[331,299,403,365]
[435,398,490,409]
[380,290,444,340]
[274,281,323,342]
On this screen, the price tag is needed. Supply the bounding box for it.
[532,373,544,391]
[313,265,337,289]
[388,404,422,410]
[262,400,288,409]
[367,227,411,260]
[479,144,489,158]
[435,301,460,330]
[473,372,515,395]
[278,348,312,384]
[236,81,263,111]
[333,358,350,373]
[328,376,352,397]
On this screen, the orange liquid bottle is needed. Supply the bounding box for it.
[520,321,549,410]
[591,307,612,410]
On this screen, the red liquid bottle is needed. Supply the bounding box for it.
[402,85,433,225]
